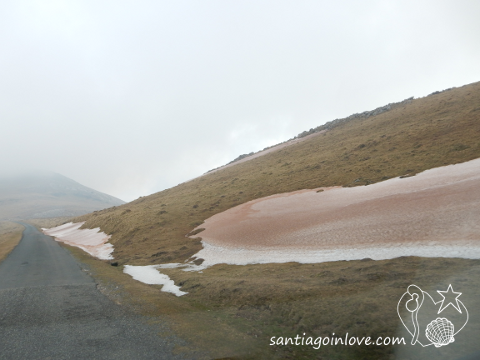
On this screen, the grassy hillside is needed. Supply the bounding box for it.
[76,81,480,265]
[67,81,480,359]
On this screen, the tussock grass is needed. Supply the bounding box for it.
[0,221,24,263]
[160,257,480,360]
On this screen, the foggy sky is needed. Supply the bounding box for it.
[1,0,479,201]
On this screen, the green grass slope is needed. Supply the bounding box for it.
[75,81,480,265]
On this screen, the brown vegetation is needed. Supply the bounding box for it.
[0,222,24,263]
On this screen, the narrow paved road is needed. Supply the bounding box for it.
[0,223,192,359]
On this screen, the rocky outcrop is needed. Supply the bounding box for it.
[427,87,455,97]
[295,96,414,139]
[226,152,255,165]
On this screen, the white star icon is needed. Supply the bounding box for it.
[437,284,462,314]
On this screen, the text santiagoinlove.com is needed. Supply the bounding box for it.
[270,333,406,349]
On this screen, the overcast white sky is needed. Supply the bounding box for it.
[1,0,479,201]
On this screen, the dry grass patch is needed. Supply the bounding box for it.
[159,257,480,359]
[26,216,73,230]
[0,221,24,263]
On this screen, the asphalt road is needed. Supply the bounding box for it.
[0,222,193,359]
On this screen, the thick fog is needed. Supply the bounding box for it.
[1,0,479,201]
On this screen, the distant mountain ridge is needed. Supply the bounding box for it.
[0,171,124,220]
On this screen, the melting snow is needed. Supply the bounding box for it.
[123,265,187,296]
[43,223,187,295]
[43,222,114,260]
[189,158,480,267]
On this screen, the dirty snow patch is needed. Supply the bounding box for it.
[194,242,480,267]
[189,158,480,267]
[43,222,114,260]
[123,265,187,296]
